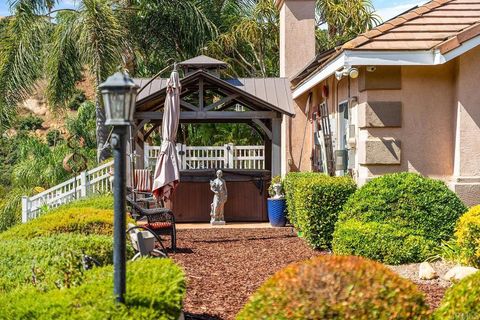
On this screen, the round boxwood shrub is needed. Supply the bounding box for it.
[237,255,430,320]
[434,271,480,319]
[455,205,480,268]
[0,258,185,319]
[333,173,467,264]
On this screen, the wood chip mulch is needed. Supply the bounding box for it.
[170,228,322,320]
[169,228,448,320]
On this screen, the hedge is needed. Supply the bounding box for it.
[455,205,480,268]
[61,194,113,210]
[332,220,435,265]
[0,259,186,320]
[0,207,117,241]
[284,172,356,249]
[434,271,480,319]
[333,173,466,264]
[0,234,131,292]
[237,255,430,320]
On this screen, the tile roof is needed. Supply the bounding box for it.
[343,0,480,53]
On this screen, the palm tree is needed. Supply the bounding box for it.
[204,0,380,77]
[0,0,216,161]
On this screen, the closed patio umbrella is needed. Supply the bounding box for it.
[152,66,181,202]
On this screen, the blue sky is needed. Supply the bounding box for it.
[0,0,429,21]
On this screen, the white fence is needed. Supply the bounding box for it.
[21,161,114,223]
[144,144,265,170]
[21,145,265,223]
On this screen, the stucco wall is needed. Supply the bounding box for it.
[451,45,480,206]
[357,62,456,183]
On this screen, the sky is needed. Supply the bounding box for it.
[0,0,429,23]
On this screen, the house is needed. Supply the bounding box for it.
[277,0,480,206]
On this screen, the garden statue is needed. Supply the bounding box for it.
[210,170,227,225]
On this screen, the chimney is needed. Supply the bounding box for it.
[277,0,316,78]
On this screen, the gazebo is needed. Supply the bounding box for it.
[131,55,294,222]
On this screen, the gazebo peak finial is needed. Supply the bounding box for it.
[178,55,228,77]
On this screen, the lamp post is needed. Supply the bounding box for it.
[99,71,139,303]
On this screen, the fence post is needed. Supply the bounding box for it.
[182,144,187,170]
[227,144,234,169]
[80,171,88,197]
[144,143,150,169]
[21,196,29,223]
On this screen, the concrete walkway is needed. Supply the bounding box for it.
[176,222,273,230]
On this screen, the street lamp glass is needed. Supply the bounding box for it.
[99,71,139,126]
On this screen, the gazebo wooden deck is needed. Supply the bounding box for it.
[130,55,294,222]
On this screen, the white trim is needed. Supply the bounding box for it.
[442,34,480,63]
[292,34,480,99]
[292,54,345,99]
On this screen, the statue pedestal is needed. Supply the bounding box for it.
[210,220,226,226]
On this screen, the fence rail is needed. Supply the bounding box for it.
[145,144,265,170]
[22,161,114,223]
[22,145,265,223]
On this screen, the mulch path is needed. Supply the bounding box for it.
[169,228,448,320]
[170,228,321,320]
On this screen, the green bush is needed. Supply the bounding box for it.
[17,114,43,131]
[0,206,116,241]
[61,194,113,210]
[455,205,480,268]
[333,173,467,264]
[332,220,436,265]
[434,271,480,320]
[67,89,87,111]
[0,234,126,292]
[46,129,63,146]
[284,172,356,249]
[237,255,430,320]
[0,258,185,319]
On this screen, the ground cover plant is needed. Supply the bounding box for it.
[434,271,480,319]
[283,172,356,249]
[0,259,185,320]
[333,173,467,264]
[237,255,430,320]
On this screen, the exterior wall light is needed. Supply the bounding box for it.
[335,67,359,81]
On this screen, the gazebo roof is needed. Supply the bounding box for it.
[134,69,294,116]
[178,55,228,69]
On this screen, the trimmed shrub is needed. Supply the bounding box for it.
[0,234,128,292]
[332,220,435,265]
[0,258,185,319]
[237,255,430,320]
[0,206,116,240]
[434,271,480,320]
[333,173,467,264]
[455,205,480,268]
[284,172,356,249]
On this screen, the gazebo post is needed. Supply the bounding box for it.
[271,117,282,177]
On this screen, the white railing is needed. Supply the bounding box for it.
[21,145,265,223]
[21,161,113,223]
[145,144,265,170]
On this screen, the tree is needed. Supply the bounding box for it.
[204,0,380,77]
[0,0,217,161]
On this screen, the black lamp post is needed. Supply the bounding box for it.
[99,71,139,303]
